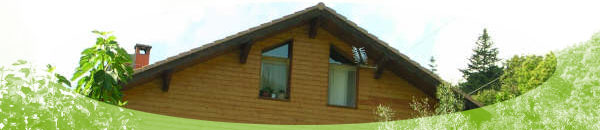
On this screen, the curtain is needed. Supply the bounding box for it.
[328,64,357,107]
[260,58,288,93]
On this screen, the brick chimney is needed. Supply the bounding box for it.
[134,44,152,69]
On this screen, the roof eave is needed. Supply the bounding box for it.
[124,3,444,98]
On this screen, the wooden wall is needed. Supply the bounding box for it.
[123,24,432,124]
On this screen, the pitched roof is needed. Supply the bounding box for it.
[125,3,444,97]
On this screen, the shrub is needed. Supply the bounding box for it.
[435,83,464,115]
[472,89,498,105]
[473,52,557,105]
[407,82,464,118]
[375,104,397,130]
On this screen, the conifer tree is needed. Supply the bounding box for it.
[459,28,503,93]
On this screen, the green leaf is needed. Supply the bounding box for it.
[19,68,31,77]
[12,60,27,66]
[5,74,24,86]
[116,48,129,57]
[106,50,116,59]
[21,85,32,93]
[81,47,95,55]
[93,70,105,83]
[46,64,56,73]
[55,73,71,87]
[92,30,101,34]
[119,100,128,106]
[36,78,46,87]
[96,37,105,45]
[75,77,85,93]
[71,62,93,81]
[107,35,117,41]
[78,55,90,66]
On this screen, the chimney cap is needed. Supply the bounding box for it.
[135,43,152,49]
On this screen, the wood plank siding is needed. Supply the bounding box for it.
[123,24,432,124]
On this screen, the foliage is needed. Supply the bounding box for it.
[374,104,397,130]
[408,82,464,118]
[369,32,600,130]
[71,30,133,106]
[404,83,470,130]
[459,28,503,93]
[0,60,139,129]
[472,89,498,105]
[473,52,557,105]
[501,52,557,94]
[409,97,434,118]
[476,32,600,129]
[435,83,464,114]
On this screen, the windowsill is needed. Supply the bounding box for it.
[327,104,357,109]
[258,96,290,102]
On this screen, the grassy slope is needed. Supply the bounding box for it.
[2,33,598,129]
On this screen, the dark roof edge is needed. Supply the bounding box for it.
[129,3,322,76]
[452,88,484,108]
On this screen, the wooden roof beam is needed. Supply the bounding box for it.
[161,69,173,92]
[308,17,321,39]
[374,57,387,79]
[239,40,254,64]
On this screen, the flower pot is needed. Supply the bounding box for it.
[261,91,270,97]
[277,93,286,99]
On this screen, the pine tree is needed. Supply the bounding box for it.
[459,28,503,93]
[428,56,438,74]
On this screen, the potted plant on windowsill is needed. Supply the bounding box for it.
[259,87,273,98]
[277,90,286,99]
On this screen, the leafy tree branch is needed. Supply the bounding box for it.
[71,30,133,106]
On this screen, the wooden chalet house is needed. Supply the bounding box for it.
[123,3,481,124]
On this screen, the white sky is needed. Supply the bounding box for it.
[1,0,599,84]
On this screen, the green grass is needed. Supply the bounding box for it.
[1,32,599,129]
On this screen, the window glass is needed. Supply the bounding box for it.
[329,58,342,64]
[328,49,357,107]
[329,47,353,64]
[328,64,356,107]
[262,44,289,58]
[259,43,290,100]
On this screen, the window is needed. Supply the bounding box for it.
[259,42,291,100]
[328,47,357,107]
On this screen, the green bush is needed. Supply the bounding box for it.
[435,83,464,115]
[473,52,557,105]
[408,82,464,117]
[502,52,556,93]
[472,89,498,105]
